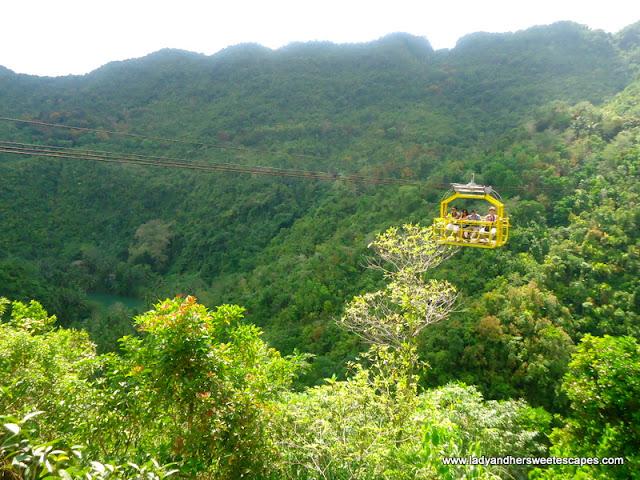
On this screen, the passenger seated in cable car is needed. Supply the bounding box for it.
[479,206,497,242]
[460,209,469,221]
[445,206,461,235]
[465,209,482,240]
[460,209,469,238]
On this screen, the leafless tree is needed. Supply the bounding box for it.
[339,224,458,349]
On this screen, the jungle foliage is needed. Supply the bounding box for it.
[2,20,640,478]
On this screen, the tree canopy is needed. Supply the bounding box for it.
[1,20,640,478]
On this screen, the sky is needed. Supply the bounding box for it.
[1,0,639,77]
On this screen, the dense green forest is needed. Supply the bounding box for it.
[2,20,640,478]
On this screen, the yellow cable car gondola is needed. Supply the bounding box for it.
[432,176,510,248]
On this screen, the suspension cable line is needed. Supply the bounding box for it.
[0,116,329,161]
[0,140,439,187]
[0,116,570,192]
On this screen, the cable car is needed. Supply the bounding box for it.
[432,177,510,248]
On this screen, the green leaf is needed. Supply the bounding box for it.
[22,410,44,423]
[431,428,440,446]
[59,471,73,480]
[91,461,106,475]
[3,423,20,435]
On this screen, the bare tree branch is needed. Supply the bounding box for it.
[339,224,458,349]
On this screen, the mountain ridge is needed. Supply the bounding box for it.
[1,18,639,400]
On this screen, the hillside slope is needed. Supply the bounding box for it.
[1,21,639,395]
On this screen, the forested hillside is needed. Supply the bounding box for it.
[2,20,640,479]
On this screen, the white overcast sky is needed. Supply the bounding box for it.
[1,0,638,77]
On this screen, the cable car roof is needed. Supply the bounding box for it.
[449,174,501,199]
